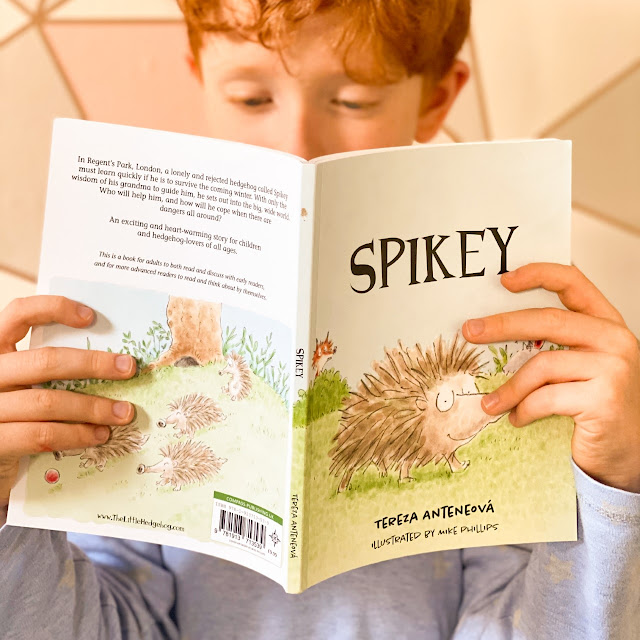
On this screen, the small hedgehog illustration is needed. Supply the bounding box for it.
[503,340,545,374]
[157,393,226,437]
[137,440,227,491]
[329,334,502,492]
[54,423,149,472]
[312,332,337,378]
[219,352,252,401]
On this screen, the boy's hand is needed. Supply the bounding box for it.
[0,296,137,508]
[462,263,640,493]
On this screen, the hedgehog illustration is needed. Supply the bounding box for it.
[157,393,226,437]
[54,422,149,471]
[219,352,252,401]
[137,440,227,491]
[312,333,337,378]
[503,340,545,374]
[329,334,503,492]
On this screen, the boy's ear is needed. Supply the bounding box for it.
[187,53,203,84]
[414,59,470,143]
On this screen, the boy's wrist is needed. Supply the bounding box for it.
[572,457,640,494]
[571,458,640,523]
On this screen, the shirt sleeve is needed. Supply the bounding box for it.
[452,459,640,640]
[0,516,178,639]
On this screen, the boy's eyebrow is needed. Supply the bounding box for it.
[219,66,271,81]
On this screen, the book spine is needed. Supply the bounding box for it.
[286,163,319,593]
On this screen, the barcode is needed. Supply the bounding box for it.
[211,494,282,565]
[218,508,266,549]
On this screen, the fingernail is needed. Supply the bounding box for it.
[115,355,133,373]
[77,305,93,321]
[502,269,516,280]
[482,392,499,411]
[112,401,131,419]
[94,426,111,443]
[465,319,484,337]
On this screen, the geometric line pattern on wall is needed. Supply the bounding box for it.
[1,25,81,280]
[471,0,640,139]
[572,205,640,338]
[548,62,640,233]
[0,0,31,44]
[43,22,207,135]
[49,0,182,20]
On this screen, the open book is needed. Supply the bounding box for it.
[8,119,575,593]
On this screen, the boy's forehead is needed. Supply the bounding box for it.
[202,35,352,81]
[200,8,404,83]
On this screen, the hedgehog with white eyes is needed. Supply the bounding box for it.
[329,334,503,492]
[54,422,149,471]
[137,440,227,492]
[157,393,226,437]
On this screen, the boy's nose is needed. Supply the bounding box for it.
[276,107,328,161]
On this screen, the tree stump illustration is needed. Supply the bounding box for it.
[148,297,223,369]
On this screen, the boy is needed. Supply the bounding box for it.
[0,1,639,637]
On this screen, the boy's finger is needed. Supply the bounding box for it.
[506,380,591,427]
[1,421,111,458]
[481,349,604,415]
[0,389,134,425]
[0,348,136,389]
[462,307,634,354]
[0,296,94,352]
[500,263,625,325]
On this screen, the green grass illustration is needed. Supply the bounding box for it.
[292,368,350,428]
[42,321,290,403]
[25,362,289,543]
[298,371,576,586]
[488,344,509,373]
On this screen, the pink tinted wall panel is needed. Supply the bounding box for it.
[43,22,208,136]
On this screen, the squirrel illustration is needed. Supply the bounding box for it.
[312,333,337,378]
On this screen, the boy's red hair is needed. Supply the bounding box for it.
[177,0,470,84]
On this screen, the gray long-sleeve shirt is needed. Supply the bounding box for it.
[1,461,639,639]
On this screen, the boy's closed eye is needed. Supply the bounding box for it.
[224,90,382,112]
[232,97,379,109]
[232,96,272,108]
[331,98,380,110]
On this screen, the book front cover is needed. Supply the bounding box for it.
[298,140,575,589]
